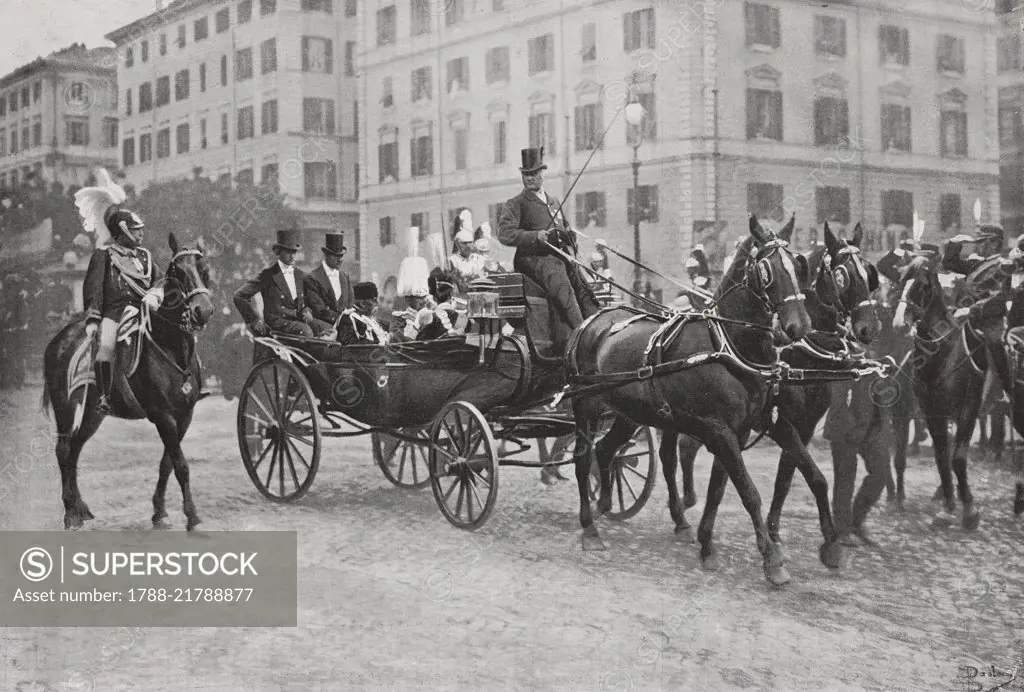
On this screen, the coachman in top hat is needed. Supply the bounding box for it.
[497,147,599,348]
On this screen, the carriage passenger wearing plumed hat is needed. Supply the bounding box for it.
[391,227,464,342]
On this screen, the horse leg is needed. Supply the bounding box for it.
[151,413,200,530]
[927,416,957,525]
[660,431,693,542]
[766,449,797,551]
[890,411,910,511]
[153,411,194,528]
[696,456,730,572]
[952,415,980,530]
[574,411,604,550]
[990,411,1005,465]
[594,416,639,516]
[677,434,700,508]
[58,404,100,530]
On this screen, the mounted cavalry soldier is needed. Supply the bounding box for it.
[497,147,599,349]
[304,232,354,328]
[76,170,165,415]
[234,229,328,339]
[336,281,389,346]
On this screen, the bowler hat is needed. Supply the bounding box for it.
[273,229,302,252]
[519,147,547,174]
[353,281,378,301]
[322,233,347,256]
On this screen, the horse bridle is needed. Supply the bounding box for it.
[828,244,875,322]
[163,248,211,333]
[746,239,806,312]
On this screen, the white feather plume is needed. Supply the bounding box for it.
[913,211,924,243]
[74,168,126,249]
[974,198,982,225]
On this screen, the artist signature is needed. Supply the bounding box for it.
[956,663,1024,692]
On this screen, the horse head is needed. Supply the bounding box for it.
[162,232,215,332]
[730,214,811,342]
[892,256,943,331]
[822,221,881,344]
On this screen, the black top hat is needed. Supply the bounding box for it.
[976,224,1005,242]
[519,147,547,174]
[273,229,302,252]
[322,233,346,256]
[353,282,378,301]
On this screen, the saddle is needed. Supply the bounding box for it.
[67,307,147,425]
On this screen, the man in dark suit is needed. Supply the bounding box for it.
[497,147,598,350]
[304,232,353,334]
[336,281,389,345]
[233,229,322,338]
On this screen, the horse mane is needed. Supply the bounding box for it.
[714,236,757,300]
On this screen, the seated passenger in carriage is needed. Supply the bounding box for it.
[390,227,464,343]
[335,281,389,346]
[422,268,469,339]
[449,210,487,292]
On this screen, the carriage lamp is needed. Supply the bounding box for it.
[625,102,648,306]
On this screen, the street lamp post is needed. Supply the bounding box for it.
[625,101,646,303]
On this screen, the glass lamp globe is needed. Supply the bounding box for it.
[624,102,646,126]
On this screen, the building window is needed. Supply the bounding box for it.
[302,37,333,73]
[377,6,397,46]
[239,0,252,23]
[123,137,135,167]
[237,105,255,139]
[9,91,16,112]
[528,113,555,154]
[68,82,88,108]
[32,120,42,147]
[940,109,967,157]
[156,76,170,107]
[125,88,132,116]
[160,33,167,56]
[814,96,848,146]
[195,16,209,41]
[879,25,909,66]
[574,103,603,151]
[20,86,29,107]
[218,171,232,186]
[125,47,134,68]
[575,191,607,227]
[221,112,229,144]
[381,77,394,108]
[624,8,656,52]
[199,63,207,92]
[454,128,468,170]
[1000,105,1021,147]
[379,216,395,247]
[529,35,555,74]
[882,190,913,228]
[237,168,254,187]
[582,23,597,62]
[177,123,190,153]
[177,24,186,48]
[139,133,152,162]
[220,55,228,86]
[261,0,276,15]
[411,130,434,177]
[302,0,333,11]
[412,0,431,35]
[345,42,355,76]
[9,129,17,154]
[379,141,399,182]
[999,34,1020,72]
[937,35,965,74]
[139,83,152,112]
[200,118,207,148]
[940,193,962,233]
[303,98,335,133]
[446,0,465,26]
[175,69,190,101]
[216,8,229,32]
[65,117,89,146]
[814,15,845,57]
[411,212,430,240]
[32,81,40,103]
[21,126,29,151]
[493,120,506,164]
[486,47,510,84]
[745,3,779,48]
[262,162,279,187]
[626,91,657,145]
[345,0,356,16]
[881,104,911,152]
[261,39,277,74]
[0,99,5,118]
[304,161,337,199]
[815,187,850,225]
[747,183,784,222]
[141,40,149,62]
[261,100,278,134]
[236,47,253,81]
[103,118,117,148]
[627,185,659,224]
[446,57,468,94]
[412,67,432,101]
[746,88,783,140]
[156,128,171,158]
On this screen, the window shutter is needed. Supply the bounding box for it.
[325,40,334,74]
[770,8,780,48]
[837,99,848,142]
[302,37,309,71]
[771,91,783,141]
[745,4,755,46]
[327,162,337,199]
[878,26,886,62]
[326,101,335,133]
[745,90,758,139]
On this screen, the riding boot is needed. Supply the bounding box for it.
[95,362,113,416]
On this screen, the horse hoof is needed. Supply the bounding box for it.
[932,486,945,501]
[152,518,173,530]
[820,541,843,570]
[962,510,981,531]
[773,541,787,563]
[766,564,791,587]
[701,553,720,572]
[674,525,695,544]
[683,490,697,510]
[186,517,202,532]
[65,517,84,531]
[582,534,607,552]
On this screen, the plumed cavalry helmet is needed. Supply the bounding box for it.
[104,207,145,238]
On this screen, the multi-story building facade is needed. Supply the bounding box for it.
[106,0,360,265]
[0,44,119,191]
[998,0,1024,235]
[358,0,999,299]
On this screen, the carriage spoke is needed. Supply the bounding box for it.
[287,432,315,448]
[278,435,287,497]
[442,420,462,455]
[282,440,301,492]
[622,463,649,481]
[465,474,474,520]
[247,391,275,424]
[290,413,313,427]
[259,373,279,418]
[273,366,283,412]
[433,442,459,464]
[243,411,271,429]
[251,437,275,473]
[396,445,409,482]
[410,446,421,485]
[465,431,484,461]
[616,467,639,509]
[264,442,279,492]
[285,437,311,473]
[454,476,466,520]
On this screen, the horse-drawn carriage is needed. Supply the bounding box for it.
[234,272,658,529]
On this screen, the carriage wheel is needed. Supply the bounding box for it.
[373,428,431,489]
[588,425,658,521]
[429,401,499,530]
[237,359,321,502]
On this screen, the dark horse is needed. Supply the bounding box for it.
[986,276,1024,515]
[671,222,882,567]
[568,216,813,585]
[42,234,214,530]
[890,256,1008,528]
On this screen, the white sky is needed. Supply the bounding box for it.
[0,0,158,76]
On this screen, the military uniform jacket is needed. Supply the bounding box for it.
[497,189,574,258]
[336,308,388,345]
[304,264,354,324]
[83,245,162,323]
[233,263,309,330]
